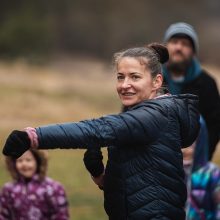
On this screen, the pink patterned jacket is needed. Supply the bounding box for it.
[0,175,69,220]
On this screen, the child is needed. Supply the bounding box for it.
[182,117,220,220]
[0,149,69,220]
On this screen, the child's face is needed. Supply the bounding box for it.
[182,142,196,162]
[16,150,37,179]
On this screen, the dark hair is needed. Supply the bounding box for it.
[113,43,169,78]
[147,43,169,64]
[5,149,48,181]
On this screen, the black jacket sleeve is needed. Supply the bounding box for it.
[36,104,168,149]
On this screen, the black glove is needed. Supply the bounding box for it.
[2,130,31,159]
[83,148,104,177]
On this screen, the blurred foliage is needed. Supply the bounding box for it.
[0,0,220,63]
[0,13,51,57]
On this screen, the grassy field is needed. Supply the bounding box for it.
[0,57,219,219]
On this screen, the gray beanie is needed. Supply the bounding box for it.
[164,22,199,53]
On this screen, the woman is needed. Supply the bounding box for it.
[2,43,200,219]
[0,149,69,220]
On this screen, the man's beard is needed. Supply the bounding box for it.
[167,60,191,74]
[166,52,192,75]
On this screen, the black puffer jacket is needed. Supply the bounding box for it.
[36,94,200,220]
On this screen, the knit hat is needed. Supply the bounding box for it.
[164,22,199,53]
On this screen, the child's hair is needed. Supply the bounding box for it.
[5,149,48,181]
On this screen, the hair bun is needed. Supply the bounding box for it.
[148,43,169,64]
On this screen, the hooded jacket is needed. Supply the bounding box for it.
[0,175,69,220]
[185,117,220,220]
[36,94,200,220]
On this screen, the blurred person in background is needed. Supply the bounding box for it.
[2,43,200,220]
[0,149,69,220]
[183,116,220,220]
[163,22,220,160]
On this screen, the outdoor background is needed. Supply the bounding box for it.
[0,1,220,219]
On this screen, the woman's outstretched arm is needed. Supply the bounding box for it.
[3,102,168,158]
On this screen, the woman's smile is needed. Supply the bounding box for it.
[121,92,136,96]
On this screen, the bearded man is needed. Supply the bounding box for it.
[163,22,220,160]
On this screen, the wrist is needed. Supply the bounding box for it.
[91,171,105,187]
[91,171,105,179]
[24,127,39,149]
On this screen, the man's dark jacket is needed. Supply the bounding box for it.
[164,70,220,159]
[36,94,200,220]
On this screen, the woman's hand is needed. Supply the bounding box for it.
[84,148,105,189]
[83,148,104,177]
[2,130,31,159]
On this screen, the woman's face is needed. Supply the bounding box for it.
[116,57,162,107]
[16,150,37,179]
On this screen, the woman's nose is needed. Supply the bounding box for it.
[121,78,131,89]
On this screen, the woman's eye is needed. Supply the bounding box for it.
[117,75,124,80]
[132,75,140,80]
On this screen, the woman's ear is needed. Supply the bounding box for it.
[153,74,163,90]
